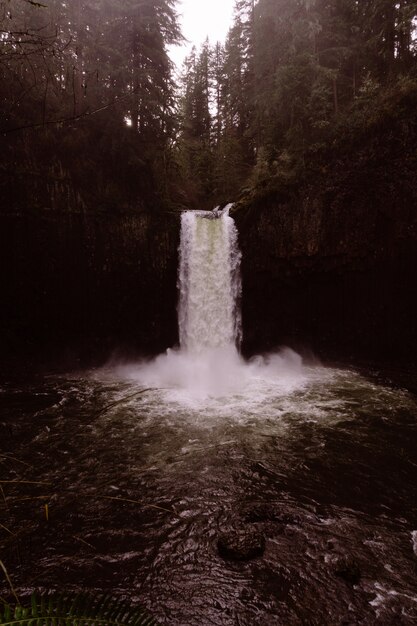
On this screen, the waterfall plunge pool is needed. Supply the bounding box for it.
[1,209,417,624]
[1,359,417,625]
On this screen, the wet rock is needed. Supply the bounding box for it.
[334,556,361,585]
[217,527,265,561]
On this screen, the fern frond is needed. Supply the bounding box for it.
[0,593,160,626]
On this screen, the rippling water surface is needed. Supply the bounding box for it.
[1,354,417,625]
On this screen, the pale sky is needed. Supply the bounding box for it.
[169,0,235,68]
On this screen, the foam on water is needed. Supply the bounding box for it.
[412,531,417,556]
[109,346,315,404]
[370,582,417,613]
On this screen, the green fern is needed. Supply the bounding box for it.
[0,592,160,625]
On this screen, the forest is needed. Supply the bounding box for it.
[1,0,416,212]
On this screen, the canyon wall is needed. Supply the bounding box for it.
[238,116,417,363]
[0,209,180,369]
[1,130,417,369]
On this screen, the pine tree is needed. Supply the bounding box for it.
[0,0,183,209]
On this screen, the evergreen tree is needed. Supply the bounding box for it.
[0,0,182,210]
[177,42,215,203]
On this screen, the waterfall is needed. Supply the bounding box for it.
[178,207,242,353]
[107,205,305,399]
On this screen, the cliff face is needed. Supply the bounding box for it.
[0,209,180,368]
[237,151,417,363]
[2,192,416,370]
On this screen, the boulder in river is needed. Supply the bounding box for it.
[217,527,266,561]
[334,556,361,585]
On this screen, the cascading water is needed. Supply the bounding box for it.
[106,204,306,399]
[178,207,242,353]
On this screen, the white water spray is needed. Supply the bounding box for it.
[104,205,313,401]
[178,207,241,352]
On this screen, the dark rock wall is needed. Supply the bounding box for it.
[237,176,417,363]
[0,210,180,368]
[1,161,416,369]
